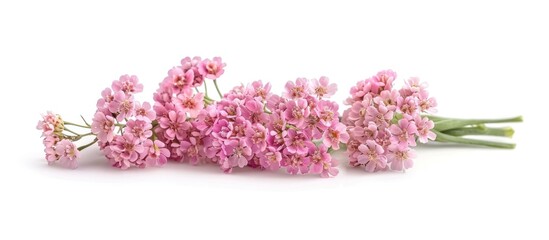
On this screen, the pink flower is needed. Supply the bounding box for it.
[284,129,310,155]
[284,78,308,99]
[405,77,428,95]
[179,134,203,165]
[91,111,115,143]
[284,99,310,127]
[134,101,156,121]
[174,92,204,118]
[310,76,337,99]
[281,149,311,175]
[112,74,143,95]
[322,122,349,150]
[388,144,415,171]
[397,96,418,116]
[108,91,135,121]
[109,133,145,169]
[55,139,79,169]
[193,105,219,134]
[315,100,339,128]
[415,116,436,143]
[357,140,386,172]
[144,139,170,167]
[96,88,115,113]
[45,145,59,164]
[372,70,396,92]
[222,139,252,169]
[125,119,153,140]
[374,90,399,111]
[166,66,194,95]
[259,146,282,171]
[389,118,418,147]
[158,110,189,141]
[198,57,225,79]
[248,80,272,101]
[246,123,268,152]
[181,56,204,87]
[37,111,62,136]
[243,99,269,124]
[303,114,323,139]
[365,103,393,126]
[350,121,378,142]
[309,144,339,177]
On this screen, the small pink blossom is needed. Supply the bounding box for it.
[415,116,436,143]
[281,149,311,175]
[198,57,225,79]
[134,101,156,121]
[144,139,170,167]
[37,111,62,136]
[108,91,135,121]
[243,99,269,124]
[246,123,268,152]
[284,129,310,155]
[357,140,386,172]
[158,110,189,141]
[397,96,418,116]
[112,74,143,95]
[91,111,115,143]
[55,139,79,169]
[315,100,339,127]
[109,133,145,169]
[125,119,152,140]
[309,144,339,177]
[174,92,204,118]
[166,66,194,95]
[322,122,349,150]
[179,134,203,165]
[388,144,415,171]
[96,88,115,113]
[284,78,308,99]
[222,139,252,169]
[248,80,272,101]
[181,56,204,87]
[389,118,418,147]
[310,76,337,99]
[351,121,378,142]
[284,99,310,127]
[259,146,282,171]
[372,70,396,92]
[365,103,393,126]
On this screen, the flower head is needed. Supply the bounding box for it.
[54,139,80,169]
[310,76,337,99]
[198,57,225,79]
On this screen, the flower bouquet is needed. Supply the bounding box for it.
[37,57,521,177]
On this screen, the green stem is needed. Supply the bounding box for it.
[64,121,90,129]
[80,115,91,127]
[433,116,523,132]
[63,127,82,136]
[213,79,223,98]
[77,138,98,151]
[433,130,516,149]
[443,126,514,138]
[204,80,209,98]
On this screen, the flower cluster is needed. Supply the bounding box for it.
[342,70,437,172]
[36,112,79,168]
[92,75,167,169]
[37,57,522,175]
[152,56,221,163]
[261,77,347,177]
[152,56,345,177]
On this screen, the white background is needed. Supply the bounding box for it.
[0,1,547,239]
